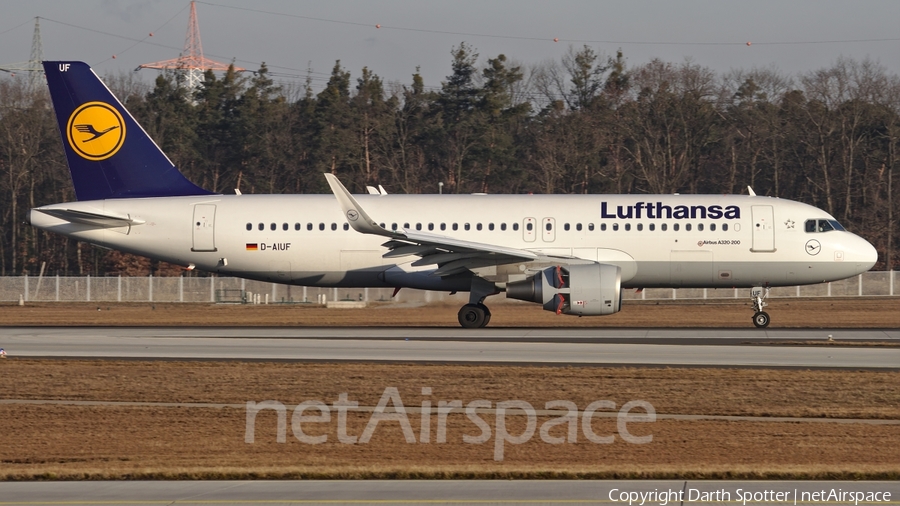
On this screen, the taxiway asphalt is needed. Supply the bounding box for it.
[1,327,898,368]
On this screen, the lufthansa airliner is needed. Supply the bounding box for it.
[29,61,878,328]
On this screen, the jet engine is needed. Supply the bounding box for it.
[506,264,622,316]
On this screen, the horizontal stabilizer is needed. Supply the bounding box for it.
[35,208,144,228]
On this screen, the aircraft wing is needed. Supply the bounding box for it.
[325,174,537,276]
[34,208,145,228]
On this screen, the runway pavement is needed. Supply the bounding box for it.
[1,327,899,368]
[1,480,898,505]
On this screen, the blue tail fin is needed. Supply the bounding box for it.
[43,61,214,201]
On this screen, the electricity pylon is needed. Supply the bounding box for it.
[139,1,243,90]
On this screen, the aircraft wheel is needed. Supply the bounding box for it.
[478,304,492,328]
[753,311,770,328]
[458,304,486,329]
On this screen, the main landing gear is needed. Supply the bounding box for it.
[751,286,770,328]
[458,277,497,328]
[458,303,492,328]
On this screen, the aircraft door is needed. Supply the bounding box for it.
[523,217,536,242]
[751,205,775,252]
[542,217,556,242]
[191,204,217,252]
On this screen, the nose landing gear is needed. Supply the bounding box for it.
[751,286,770,328]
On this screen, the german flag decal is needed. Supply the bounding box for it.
[246,243,258,251]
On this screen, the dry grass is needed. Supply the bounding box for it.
[4,360,899,419]
[2,360,900,480]
[1,297,900,327]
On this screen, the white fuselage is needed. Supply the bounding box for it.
[30,193,877,292]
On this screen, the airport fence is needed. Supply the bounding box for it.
[0,271,897,305]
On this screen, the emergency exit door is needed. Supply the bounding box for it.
[542,217,556,242]
[191,204,217,252]
[523,217,536,242]
[751,205,775,252]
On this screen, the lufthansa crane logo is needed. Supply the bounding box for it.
[805,239,821,256]
[66,102,126,161]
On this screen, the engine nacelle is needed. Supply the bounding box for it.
[506,263,622,316]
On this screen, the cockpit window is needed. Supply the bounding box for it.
[805,219,845,233]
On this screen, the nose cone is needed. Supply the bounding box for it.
[862,237,878,271]
[854,234,878,271]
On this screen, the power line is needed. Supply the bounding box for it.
[195,1,900,47]
[0,18,34,38]
[37,16,323,81]
[94,4,190,66]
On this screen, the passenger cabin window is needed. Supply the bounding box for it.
[637,223,643,231]
[477,223,483,231]
[258,223,264,231]
[440,223,446,231]
[343,223,349,231]
[546,222,552,231]
[294,223,301,231]
[685,223,692,231]
[416,223,422,231]
[465,223,471,231]
[331,223,337,231]
[649,223,655,231]
[526,223,533,231]
[246,223,252,231]
[612,223,619,231]
[710,223,716,232]
[722,224,728,231]
[307,223,313,231]
[662,224,668,231]
[674,224,680,231]
[270,223,276,231]
[282,223,288,231]
[500,223,507,231]
[564,223,570,231]
[319,223,325,231]
[600,223,607,231]
[392,223,398,231]
[513,223,519,231]
[428,223,434,231]
[698,224,704,231]
[625,223,631,231]
[489,223,495,231]
[588,223,594,231]
[453,223,459,231]
[576,223,582,231]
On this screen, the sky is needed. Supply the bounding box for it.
[2,0,900,94]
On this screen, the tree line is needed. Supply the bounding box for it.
[1,44,898,276]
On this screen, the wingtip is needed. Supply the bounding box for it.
[324,173,393,238]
